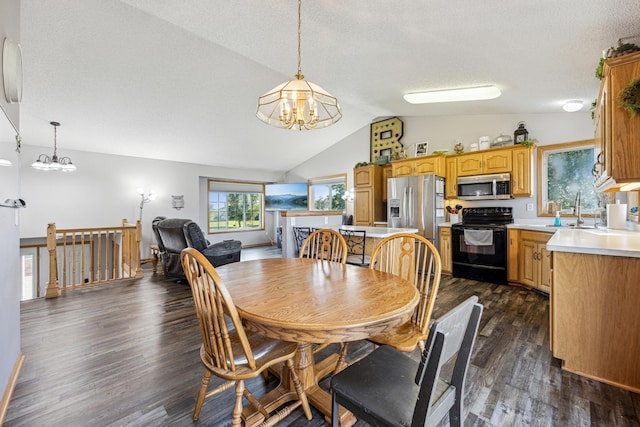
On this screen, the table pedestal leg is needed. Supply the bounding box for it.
[292,343,357,427]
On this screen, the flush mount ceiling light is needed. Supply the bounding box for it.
[31,121,76,172]
[562,100,584,112]
[256,0,341,130]
[403,85,501,104]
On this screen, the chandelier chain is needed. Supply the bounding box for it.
[297,0,302,76]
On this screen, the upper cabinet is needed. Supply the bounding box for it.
[353,165,385,226]
[457,150,512,177]
[511,145,533,197]
[391,155,446,177]
[594,51,640,192]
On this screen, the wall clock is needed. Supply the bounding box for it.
[2,37,23,104]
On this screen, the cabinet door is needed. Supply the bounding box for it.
[392,160,414,177]
[511,146,532,197]
[445,156,457,198]
[457,153,484,176]
[354,187,373,226]
[507,229,519,282]
[439,227,452,273]
[414,157,445,175]
[539,246,552,292]
[382,165,392,202]
[354,166,374,186]
[519,239,537,287]
[484,151,512,174]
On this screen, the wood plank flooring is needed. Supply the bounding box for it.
[5,246,640,426]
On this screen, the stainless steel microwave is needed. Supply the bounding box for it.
[457,173,511,200]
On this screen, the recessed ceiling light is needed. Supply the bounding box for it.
[562,100,583,112]
[403,85,501,104]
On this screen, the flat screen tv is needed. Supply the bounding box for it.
[265,182,308,211]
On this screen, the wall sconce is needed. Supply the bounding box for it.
[137,187,157,221]
[342,188,355,202]
[171,195,184,210]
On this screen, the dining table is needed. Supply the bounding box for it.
[215,257,419,426]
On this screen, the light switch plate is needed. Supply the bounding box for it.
[526,203,534,211]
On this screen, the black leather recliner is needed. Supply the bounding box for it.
[152,217,242,279]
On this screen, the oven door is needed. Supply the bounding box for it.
[451,225,507,284]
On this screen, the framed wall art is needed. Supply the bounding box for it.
[414,141,429,157]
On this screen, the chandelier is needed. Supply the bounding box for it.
[256,0,342,130]
[31,121,76,172]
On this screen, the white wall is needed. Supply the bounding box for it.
[0,0,21,411]
[289,112,596,222]
[18,146,283,256]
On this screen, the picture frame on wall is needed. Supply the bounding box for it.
[414,141,429,157]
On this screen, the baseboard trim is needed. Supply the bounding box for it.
[242,243,276,249]
[0,352,25,425]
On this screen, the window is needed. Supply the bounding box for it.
[208,180,264,233]
[537,140,598,217]
[308,174,347,211]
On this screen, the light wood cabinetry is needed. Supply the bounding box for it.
[511,145,533,197]
[438,227,452,273]
[456,150,512,177]
[593,51,640,192]
[507,229,519,282]
[552,251,640,392]
[391,155,446,177]
[518,230,552,293]
[445,156,457,199]
[381,165,392,202]
[354,165,385,226]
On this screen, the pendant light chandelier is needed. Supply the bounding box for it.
[31,121,76,172]
[256,0,341,130]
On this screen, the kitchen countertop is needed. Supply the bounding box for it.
[340,225,419,238]
[547,228,640,258]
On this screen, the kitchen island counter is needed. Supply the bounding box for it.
[547,228,640,258]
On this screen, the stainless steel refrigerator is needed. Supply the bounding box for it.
[387,174,445,247]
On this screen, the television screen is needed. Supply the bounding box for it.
[265,182,308,211]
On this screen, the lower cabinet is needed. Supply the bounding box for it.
[518,230,552,293]
[438,227,452,273]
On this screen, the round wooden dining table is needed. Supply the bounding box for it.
[216,257,419,426]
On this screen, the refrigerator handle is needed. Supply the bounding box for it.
[408,186,414,226]
[492,179,497,199]
[403,186,408,227]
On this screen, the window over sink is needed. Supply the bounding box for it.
[537,139,599,217]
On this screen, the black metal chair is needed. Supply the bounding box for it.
[339,229,370,266]
[292,226,311,256]
[331,296,483,427]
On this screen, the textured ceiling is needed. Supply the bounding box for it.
[16,0,640,173]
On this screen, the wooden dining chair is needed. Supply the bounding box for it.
[339,229,370,266]
[331,296,483,427]
[299,228,348,264]
[180,248,312,426]
[367,233,442,352]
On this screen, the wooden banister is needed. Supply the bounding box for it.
[44,220,143,298]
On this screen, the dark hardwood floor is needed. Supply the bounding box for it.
[5,246,640,426]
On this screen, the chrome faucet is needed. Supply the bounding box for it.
[573,191,584,227]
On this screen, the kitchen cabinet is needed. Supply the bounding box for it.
[594,50,640,192]
[354,165,385,226]
[553,251,640,392]
[438,226,452,273]
[391,155,445,177]
[511,145,533,197]
[445,156,457,199]
[381,164,392,202]
[456,150,511,177]
[518,230,552,293]
[507,228,519,282]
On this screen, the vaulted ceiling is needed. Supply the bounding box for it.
[16,0,640,172]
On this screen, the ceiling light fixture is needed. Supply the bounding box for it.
[403,85,501,104]
[31,121,76,172]
[562,100,584,112]
[256,0,341,130]
[0,158,11,166]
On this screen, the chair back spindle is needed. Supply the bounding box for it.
[300,228,347,264]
